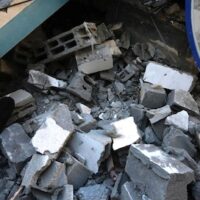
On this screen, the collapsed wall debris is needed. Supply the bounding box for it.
[0,1,200,199]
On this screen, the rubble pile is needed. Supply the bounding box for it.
[0,1,200,200]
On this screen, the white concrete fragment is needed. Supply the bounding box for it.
[28,70,67,90]
[165,111,189,131]
[69,130,111,173]
[143,62,195,91]
[31,118,72,155]
[76,46,113,74]
[111,117,141,150]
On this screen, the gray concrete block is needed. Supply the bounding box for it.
[77,184,110,200]
[66,154,91,190]
[67,72,92,102]
[69,130,111,173]
[76,103,91,115]
[120,182,141,200]
[167,90,199,115]
[37,161,68,190]
[79,114,97,132]
[140,83,167,109]
[146,105,172,124]
[34,22,98,64]
[125,144,194,200]
[22,154,51,189]
[162,127,196,158]
[0,123,35,172]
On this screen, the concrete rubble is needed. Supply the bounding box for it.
[1,3,200,200]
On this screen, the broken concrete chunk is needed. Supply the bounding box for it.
[97,23,113,43]
[76,46,113,74]
[100,69,115,81]
[50,103,74,133]
[69,130,111,173]
[165,111,189,131]
[121,182,142,200]
[117,64,139,82]
[144,126,161,145]
[28,70,67,91]
[146,105,172,124]
[67,72,92,102]
[143,62,196,91]
[64,152,91,190]
[0,123,35,171]
[5,89,36,124]
[102,40,122,56]
[79,114,97,132]
[76,103,91,114]
[59,185,74,200]
[140,83,167,109]
[77,184,110,200]
[114,81,125,95]
[32,184,73,200]
[37,161,68,190]
[71,111,84,125]
[22,154,51,188]
[162,127,196,158]
[125,144,194,200]
[167,90,199,115]
[110,117,141,150]
[6,89,34,108]
[31,118,72,156]
[151,119,167,140]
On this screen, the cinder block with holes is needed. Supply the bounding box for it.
[34,22,98,63]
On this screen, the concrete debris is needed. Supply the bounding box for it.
[143,62,196,91]
[77,184,110,200]
[102,40,122,56]
[140,83,167,109]
[67,72,92,101]
[6,89,36,123]
[146,105,172,124]
[125,144,194,200]
[110,117,141,150]
[79,114,97,132]
[1,6,200,200]
[69,130,111,173]
[76,103,91,114]
[167,90,200,115]
[28,70,67,91]
[64,152,91,190]
[23,103,74,135]
[97,23,113,43]
[162,127,196,158]
[31,118,72,156]
[117,64,139,82]
[121,182,142,200]
[0,123,35,172]
[37,161,68,190]
[100,69,115,81]
[165,111,189,131]
[71,111,84,125]
[32,184,73,200]
[34,22,98,63]
[76,45,113,74]
[22,154,51,189]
